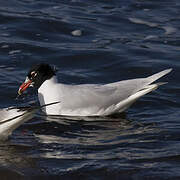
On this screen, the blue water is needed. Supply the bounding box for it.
[0,0,179,179]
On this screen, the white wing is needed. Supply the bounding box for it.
[58,69,172,116]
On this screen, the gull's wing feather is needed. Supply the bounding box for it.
[59,69,172,116]
[0,108,35,140]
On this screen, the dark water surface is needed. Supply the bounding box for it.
[0,0,179,179]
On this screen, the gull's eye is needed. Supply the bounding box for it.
[30,71,37,79]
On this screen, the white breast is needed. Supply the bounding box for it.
[38,76,62,115]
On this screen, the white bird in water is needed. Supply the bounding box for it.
[0,102,59,140]
[0,107,35,141]
[18,64,172,117]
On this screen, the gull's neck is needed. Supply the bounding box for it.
[38,75,62,114]
[40,75,58,88]
[44,75,58,85]
[38,75,59,95]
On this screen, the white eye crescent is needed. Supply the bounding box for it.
[31,71,37,77]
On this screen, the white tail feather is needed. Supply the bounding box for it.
[147,68,172,85]
[105,81,168,116]
[107,83,159,115]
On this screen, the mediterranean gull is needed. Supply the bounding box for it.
[18,64,172,117]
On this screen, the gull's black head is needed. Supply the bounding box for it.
[18,64,56,95]
[27,63,56,87]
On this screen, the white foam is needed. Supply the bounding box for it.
[144,35,158,40]
[71,30,82,36]
[162,26,177,35]
[129,17,158,27]
[9,50,21,55]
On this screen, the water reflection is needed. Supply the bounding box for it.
[0,140,39,177]
[32,114,158,161]
[0,113,178,178]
